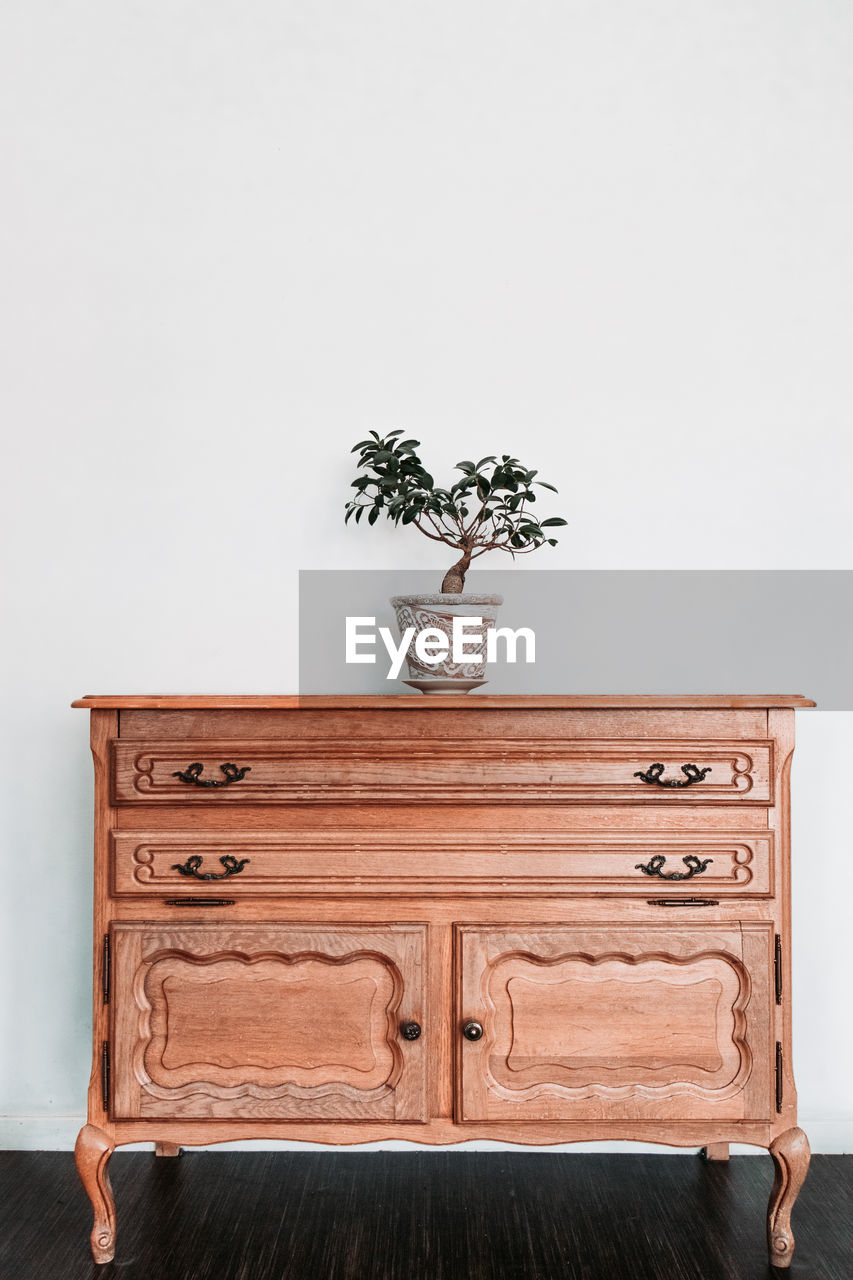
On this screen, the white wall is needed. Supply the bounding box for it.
[1,1,851,1151]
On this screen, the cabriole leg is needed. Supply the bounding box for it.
[75,1124,116,1263]
[767,1127,810,1268]
[155,1142,182,1157]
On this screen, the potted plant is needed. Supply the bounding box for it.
[345,431,567,690]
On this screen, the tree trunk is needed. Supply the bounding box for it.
[440,550,472,594]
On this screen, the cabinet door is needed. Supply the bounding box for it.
[111,923,427,1122]
[457,923,773,1123]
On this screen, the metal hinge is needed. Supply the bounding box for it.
[774,934,782,1005]
[101,1041,111,1114]
[775,1041,783,1113]
[102,933,111,1005]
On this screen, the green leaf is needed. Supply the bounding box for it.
[368,506,380,525]
[540,517,568,527]
[535,481,559,492]
[456,460,475,473]
[401,507,418,524]
[355,506,364,523]
[547,538,557,545]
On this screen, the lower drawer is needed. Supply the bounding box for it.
[111,830,774,897]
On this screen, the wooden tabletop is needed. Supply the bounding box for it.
[72,694,816,709]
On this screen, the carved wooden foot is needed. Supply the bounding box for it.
[155,1142,182,1157]
[701,1143,730,1161]
[767,1127,810,1268]
[75,1124,116,1264]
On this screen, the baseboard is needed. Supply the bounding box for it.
[2,1116,850,1154]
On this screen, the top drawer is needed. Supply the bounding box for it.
[111,738,773,805]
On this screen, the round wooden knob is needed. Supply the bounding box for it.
[462,1020,484,1041]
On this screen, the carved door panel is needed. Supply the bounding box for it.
[457,923,773,1123]
[110,923,427,1122]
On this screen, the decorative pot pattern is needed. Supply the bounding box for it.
[390,594,503,683]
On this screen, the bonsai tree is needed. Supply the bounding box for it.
[345,431,567,593]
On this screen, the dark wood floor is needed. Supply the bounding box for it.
[1,1150,850,1280]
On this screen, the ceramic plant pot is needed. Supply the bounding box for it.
[389,593,503,693]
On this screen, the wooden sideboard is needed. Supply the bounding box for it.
[72,694,813,1267]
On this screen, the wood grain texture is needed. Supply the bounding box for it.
[72,693,817,707]
[110,1116,781,1147]
[112,801,772,834]
[106,897,781,927]
[74,1124,115,1263]
[110,922,427,1124]
[4,1150,845,1280]
[74,695,810,1267]
[767,1126,811,1267]
[768,709,800,1132]
[117,706,772,741]
[111,829,774,897]
[112,737,773,805]
[87,712,117,1137]
[457,923,773,1124]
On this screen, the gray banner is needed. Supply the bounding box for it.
[298,570,853,707]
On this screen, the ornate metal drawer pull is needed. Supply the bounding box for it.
[171,855,251,881]
[634,762,711,788]
[635,854,713,881]
[172,762,251,787]
[400,1022,422,1041]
